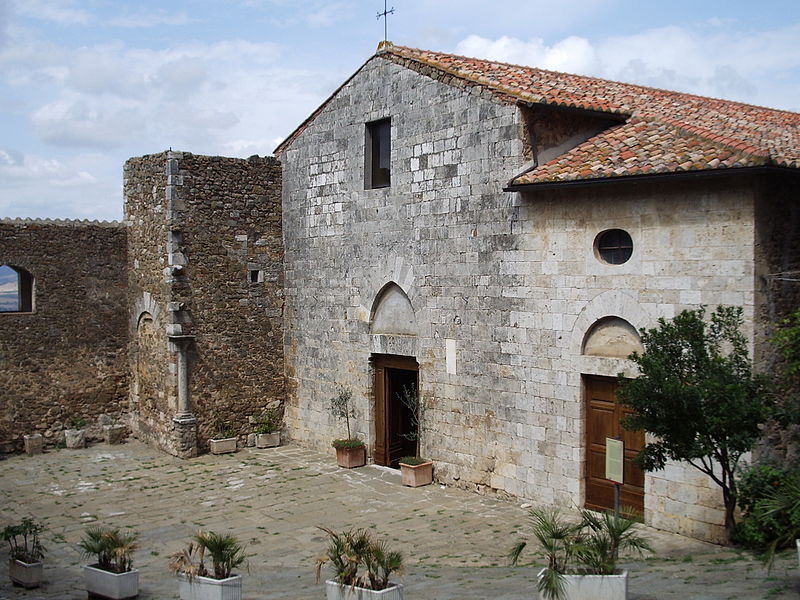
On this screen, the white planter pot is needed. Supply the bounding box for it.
[8,558,43,589]
[255,432,280,448]
[84,564,139,599]
[326,580,404,600]
[209,437,237,454]
[537,568,628,600]
[178,573,242,600]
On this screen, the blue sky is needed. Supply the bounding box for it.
[1,0,798,221]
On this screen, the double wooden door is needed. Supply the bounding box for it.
[584,375,645,514]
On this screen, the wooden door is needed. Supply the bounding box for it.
[373,355,418,467]
[584,375,645,514]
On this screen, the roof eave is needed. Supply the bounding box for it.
[504,165,800,193]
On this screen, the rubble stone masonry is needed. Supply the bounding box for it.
[0,219,128,452]
[125,152,284,456]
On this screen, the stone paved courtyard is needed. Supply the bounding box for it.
[0,440,797,599]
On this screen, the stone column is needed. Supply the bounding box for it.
[169,334,197,458]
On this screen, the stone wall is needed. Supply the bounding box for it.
[279,53,766,543]
[125,152,284,456]
[0,219,128,452]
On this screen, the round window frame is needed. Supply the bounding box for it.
[594,229,634,265]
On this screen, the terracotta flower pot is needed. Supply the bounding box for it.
[399,461,433,487]
[334,445,366,468]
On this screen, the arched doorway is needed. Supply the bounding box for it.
[370,282,418,467]
[582,317,645,514]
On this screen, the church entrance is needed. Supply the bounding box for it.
[372,354,418,467]
[584,375,645,514]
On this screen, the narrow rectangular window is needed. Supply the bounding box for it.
[366,118,391,189]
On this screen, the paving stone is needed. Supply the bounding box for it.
[0,441,797,599]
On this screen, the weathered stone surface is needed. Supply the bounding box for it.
[0,219,129,453]
[125,152,285,457]
[64,428,86,449]
[103,424,128,445]
[23,434,42,456]
[277,56,798,543]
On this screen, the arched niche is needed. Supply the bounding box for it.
[582,316,643,359]
[0,264,34,313]
[370,282,416,336]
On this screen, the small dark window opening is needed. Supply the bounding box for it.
[366,118,391,189]
[0,265,33,313]
[596,229,633,265]
[249,270,262,283]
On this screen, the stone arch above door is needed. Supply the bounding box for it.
[570,290,651,378]
[371,282,417,336]
[582,316,643,359]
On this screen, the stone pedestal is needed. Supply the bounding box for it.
[64,428,86,449]
[23,434,43,456]
[103,425,128,445]
[172,415,197,459]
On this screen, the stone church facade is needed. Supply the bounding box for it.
[1,43,797,543]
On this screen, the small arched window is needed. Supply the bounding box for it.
[0,265,34,313]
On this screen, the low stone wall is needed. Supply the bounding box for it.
[0,219,129,452]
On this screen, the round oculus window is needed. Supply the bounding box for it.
[595,229,633,265]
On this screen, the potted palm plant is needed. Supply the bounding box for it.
[2,517,46,589]
[168,530,247,600]
[315,527,404,599]
[329,387,365,468]
[396,385,432,487]
[254,407,281,448]
[209,414,238,455]
[510,506,651,600]
[79,526,139,599]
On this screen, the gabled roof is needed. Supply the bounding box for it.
[275,43,800,186]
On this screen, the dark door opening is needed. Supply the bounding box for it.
[584,375,645,515]
[373,355,418,468]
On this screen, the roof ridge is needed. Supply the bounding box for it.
[386,43,799,116]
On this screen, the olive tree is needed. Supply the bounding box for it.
[617,306,771,536]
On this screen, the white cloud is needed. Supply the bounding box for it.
[454,23,800,111]
[12,0,90,25]
[108,11,191,28]
[0,150,120,220]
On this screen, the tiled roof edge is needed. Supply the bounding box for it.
[386,44,799,116]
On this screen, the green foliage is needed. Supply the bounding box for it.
[329,387,356,441]
[168,530,247,580]
[211,412,237,439]
[733,464,800,566]
[2,517,46,563]
[78,526,138,573]
[770,308,800,427]
[254,407,281,434]
[398,456,428,466]
[773,308,800,378]
[68,417,87,429]
[331,438,365,449]
[509,507,651,600]
[398,384,428,460]
[617,306,771,533]
[315,527,404,591]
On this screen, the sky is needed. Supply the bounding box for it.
[0,0,798,221]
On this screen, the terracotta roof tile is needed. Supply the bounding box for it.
[380,44,799,184]
[275,43,800,185]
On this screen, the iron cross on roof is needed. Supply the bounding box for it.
[377,0,394,43]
